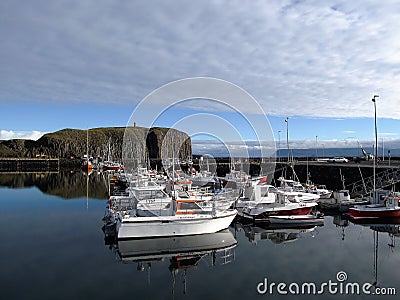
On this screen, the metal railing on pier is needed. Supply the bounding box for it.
[347,167,400,198]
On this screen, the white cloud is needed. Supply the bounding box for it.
[1,0,400,119]
[0,130,45,141]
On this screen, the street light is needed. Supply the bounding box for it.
[285,117,290,162]
[372,95,379,194]
[278,130,281,162]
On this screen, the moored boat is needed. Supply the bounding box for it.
[277,177,320,203]
[116,209,237,239]
[102,161,124,171]
[236,180,318,222]
[267,213,324,226]
[105,185,237,239]
[318,189,369,211]
[347,96,400,220]
[347,196,400,219]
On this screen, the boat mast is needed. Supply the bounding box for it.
[86,129,89,167]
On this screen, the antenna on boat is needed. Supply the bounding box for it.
[171,145,176,201]
[339,168,345,190]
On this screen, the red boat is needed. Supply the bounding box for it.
[102,161,124,171]
[347,96,400,220]
[347,195,400,219]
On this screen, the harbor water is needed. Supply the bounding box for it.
[0,172,399,299]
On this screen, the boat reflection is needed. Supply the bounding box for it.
[233,220,322,245]
[349,218,400,289]
[104,230,237,295]
[349,218,400,249]
[332,214,350,241]
[116,230,237,261]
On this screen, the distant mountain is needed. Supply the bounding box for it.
[192,139,400,158]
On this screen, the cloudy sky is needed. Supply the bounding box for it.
[1,0,400,150]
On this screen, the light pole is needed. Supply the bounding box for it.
[285,117,290,162]
[278,130,281,162]
[372,95,379,195]
[315,135,318,161]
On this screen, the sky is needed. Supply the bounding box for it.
[1,0,400,153]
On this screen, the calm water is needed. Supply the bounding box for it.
[1,172,399,300]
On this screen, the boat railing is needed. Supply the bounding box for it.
[112,190,129,197]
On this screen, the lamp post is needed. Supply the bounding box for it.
[285,117,290,163]
[372,95,379,195]
[278,130,281,162]
[315,135,318,161]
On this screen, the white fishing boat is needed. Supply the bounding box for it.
[223,169,250,189]
[236,180,318,222]
[277,177,320,202]
[268,213,324,225]
[116,209,237,239]
[105,187,237,239]
[318,189,369,211]
[278,177,305,192]
[190,170,221,188]
[304,183,332,199]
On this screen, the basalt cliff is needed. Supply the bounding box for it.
[0,127,192,164]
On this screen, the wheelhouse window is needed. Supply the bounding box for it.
[178,202,201,210]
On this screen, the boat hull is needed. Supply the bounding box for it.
[347,205,400,219]
[239,205,315,221]
[117,210,237,239]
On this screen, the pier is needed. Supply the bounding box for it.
[274,160,400,194]
[0,158,60,172]
[190,157,400,193]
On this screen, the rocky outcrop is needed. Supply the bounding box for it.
[0,127,192,163]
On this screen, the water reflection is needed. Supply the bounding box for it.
[1,173,400,299]
[0,171,109,199]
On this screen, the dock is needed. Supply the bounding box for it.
[0,158,60,172]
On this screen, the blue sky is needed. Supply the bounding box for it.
[1,0,400,151]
